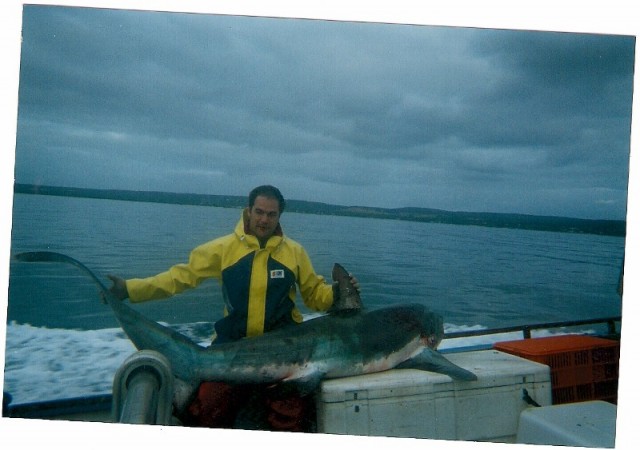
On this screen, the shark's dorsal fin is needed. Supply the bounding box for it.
[330,263,362,313]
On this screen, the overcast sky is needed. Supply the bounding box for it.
[10,5,636,220]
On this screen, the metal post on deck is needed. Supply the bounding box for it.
[606,319,618,337]
[112,350,175,425]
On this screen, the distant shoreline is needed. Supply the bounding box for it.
[13,183,626,237]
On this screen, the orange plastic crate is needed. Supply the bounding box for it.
[494,335,619,404]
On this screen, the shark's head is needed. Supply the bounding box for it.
[420,308,444,349]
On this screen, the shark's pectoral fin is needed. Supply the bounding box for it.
[397,349,478,381]
[172,378,200,415]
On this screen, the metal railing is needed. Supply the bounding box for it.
[445,316,621,341]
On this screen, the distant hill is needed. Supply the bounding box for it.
[13,183,626,237]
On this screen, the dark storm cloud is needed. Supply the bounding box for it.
[13,5,635,219]
[464,31,634,146]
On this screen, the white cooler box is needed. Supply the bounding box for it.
[516,400,617,448]
[316,349,552,441]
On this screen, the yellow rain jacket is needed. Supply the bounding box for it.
[125,211,334,342]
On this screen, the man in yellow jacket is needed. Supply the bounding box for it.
[108,185,358,431]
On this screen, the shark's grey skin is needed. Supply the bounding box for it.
[15,251,477,408]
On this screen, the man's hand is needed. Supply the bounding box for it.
[349,274,360,293]
[107,275,129,301]
[331,274,361,297]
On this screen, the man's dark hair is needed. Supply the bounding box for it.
[248,185,286,213]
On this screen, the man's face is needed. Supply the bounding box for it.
[247,195,281,243]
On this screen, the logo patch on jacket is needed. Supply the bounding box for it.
[270,269,285,279]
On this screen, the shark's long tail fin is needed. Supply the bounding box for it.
[15,251,111,291]
[14,251,202,382]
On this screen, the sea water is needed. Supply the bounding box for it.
[3,194,625,404]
